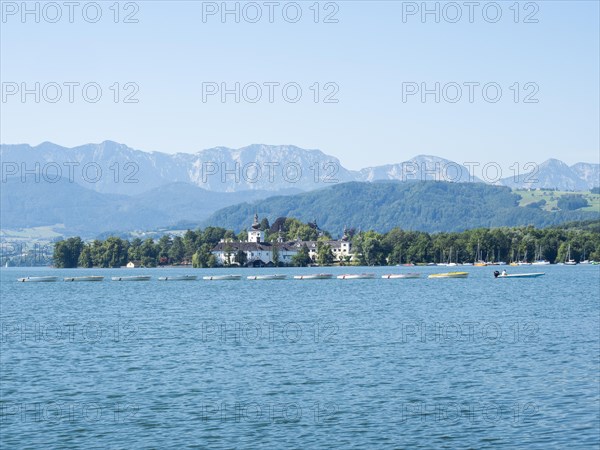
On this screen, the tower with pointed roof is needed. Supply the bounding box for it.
[248,213,264,243]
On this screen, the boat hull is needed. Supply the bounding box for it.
[336,274,376,279]
[428,272,469,279]
[17,276,59,282]
[203,275,242,280]
[293,274,333,280]
[64,276,104,282]
[111,276,151,281]
[158,275,197,281]
[382,273,421,279]
[247,275,287,280]
[497,273,545,278]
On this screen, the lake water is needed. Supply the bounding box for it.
[1,265,599,449]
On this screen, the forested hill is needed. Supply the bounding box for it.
[203,181,600,234]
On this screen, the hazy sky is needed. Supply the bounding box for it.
[1,1,599,170]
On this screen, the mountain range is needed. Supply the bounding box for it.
[1,141,598,238]
[2,141,597,195]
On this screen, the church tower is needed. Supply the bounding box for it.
[247,213,264,243]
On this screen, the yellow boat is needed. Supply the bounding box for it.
[428,272,469,279]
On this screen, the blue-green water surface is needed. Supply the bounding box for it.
[1,265,599,449]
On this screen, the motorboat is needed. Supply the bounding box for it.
[428,272,469,279]
[293,274,333,280]
[247,274,287,280]
[336,273,375,279]
[158,275,197,281]
[381,273,421,279]
[494,271,545,278]
[17,276,59,282]
[111,276,151,281]
[64,276,104,282]
[202,275,242,280]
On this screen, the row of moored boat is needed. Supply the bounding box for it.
[17,271,549,282]
[16,272,483,282]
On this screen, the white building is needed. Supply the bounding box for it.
[211,215,354,266]
[211,214,297,266]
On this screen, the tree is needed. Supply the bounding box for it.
[317,242,334,265]
[284,218,321,241]
[202,227,228,246]
[101,237,129,268]
[260,217,270,231]
[192,251,203,268]
[169,236,185,263]
[272,244,280,266]
[128,238,143,262]
[157,235,173,263]
[78,245,93,268]
[53,237,83,268]
[362,233,386,266]
[557,195,589,211]
[192,244,213,268]
[291,244,311,267]
[207,254,218,268]
[223,243,233,266]
[236,250,248,266]
[140,238,157,264]
[183,230,199,259]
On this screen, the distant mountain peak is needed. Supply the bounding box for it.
[1,141,597,194]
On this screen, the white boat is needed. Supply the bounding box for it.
[17,276,59,282]
[336,273,375,279]
[111,276,151,281]
[247,274,287,280]
[565,244,577,265]
[494,272,545,278]
[517,261,532,266]
[381,273,421,279]
[64,276,104,282]
[428,272,469,279]
[158,275,197,281]
[202,275,242,280]
[293,274,333,280]
[531,260,550,266]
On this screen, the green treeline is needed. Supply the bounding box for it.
[53,219,600,268]
[53,218,325,268]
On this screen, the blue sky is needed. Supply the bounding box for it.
[1,1,598,170]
